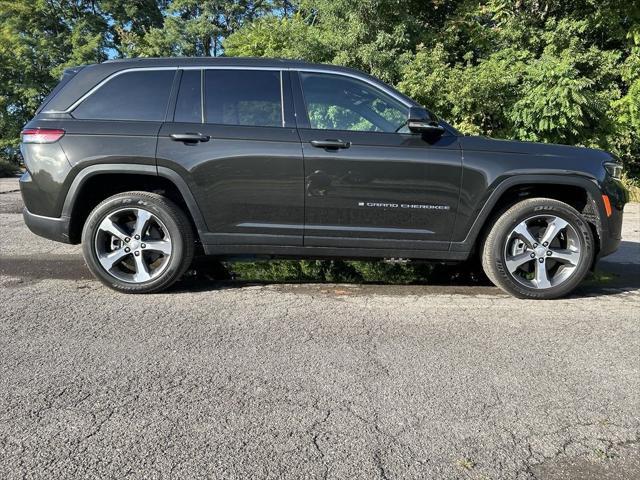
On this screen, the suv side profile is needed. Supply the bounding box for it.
[20,58,627,299]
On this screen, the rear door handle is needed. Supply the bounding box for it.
[310,139,351,150]
[170,133,210,143]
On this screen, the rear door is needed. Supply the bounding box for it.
[293,71,462,251]
[157,68,304,246]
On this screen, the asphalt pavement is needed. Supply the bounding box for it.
[0,176,638,479]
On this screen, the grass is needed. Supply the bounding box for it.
[584,270,617,285]
[456,457,476,471]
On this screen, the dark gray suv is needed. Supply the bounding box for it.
[20,57,627,298]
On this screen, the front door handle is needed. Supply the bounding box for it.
[170,133,210,143]
[310,139,351,150]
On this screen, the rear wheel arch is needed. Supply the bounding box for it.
[64,165,206,244]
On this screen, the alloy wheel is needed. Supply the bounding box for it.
[503,215,582,290]
[94,207,173,283]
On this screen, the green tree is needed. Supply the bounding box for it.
[0,0,108,163]
[119,0,275,57]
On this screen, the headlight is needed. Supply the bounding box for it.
[604,162,623,179]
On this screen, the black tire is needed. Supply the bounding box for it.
[481,198,594,299]
[81,191,194,293]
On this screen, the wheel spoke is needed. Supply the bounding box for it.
[98,249,129,270]
[133,209,152,238]
[534,260,552,289]
[133,254,151,282]
[144,240,172,255]
[98,217,129,241]
[550,248,580,266]
[513,221,538,248]
[505,252,532,273]
[540,217,569,246]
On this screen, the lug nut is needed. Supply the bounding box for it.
[141,243,146,249]
[124,237,130,243]
[543,242,548,247]
[530,253,536,258]
[533,243,538,248]
[539,258,544,263]
[134,235,140,240]
[124,247,130,253]
[134,251,140,256]
[547,251,552,256]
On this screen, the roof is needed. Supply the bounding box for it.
[42,57,416,113]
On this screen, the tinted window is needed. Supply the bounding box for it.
[73,70,175,121]
[174,70,202,123]
[205,70,282,127]
[300,72,408,132]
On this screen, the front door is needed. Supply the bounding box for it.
[157,68,304,246]
[293,71,462,251]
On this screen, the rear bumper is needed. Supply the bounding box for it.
[23,208,71,244]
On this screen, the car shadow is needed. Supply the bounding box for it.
[0,255,93,281]
[171,241,640,298]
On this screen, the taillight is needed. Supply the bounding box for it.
[21,128,65,144]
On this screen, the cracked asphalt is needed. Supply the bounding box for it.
[1,176,639,479]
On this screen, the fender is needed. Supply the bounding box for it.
[61,163,208,238]
[450,173,608,253]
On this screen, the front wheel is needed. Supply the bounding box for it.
[481,198,595,299]
[82,191,194,293]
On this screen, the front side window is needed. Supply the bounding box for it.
[73,70,175,121]
[204,70,282,127]
[299,72,408,133]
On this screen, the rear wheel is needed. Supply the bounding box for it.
[82,191,194,293]
[481,198,594,299]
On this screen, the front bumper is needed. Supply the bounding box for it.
[23,208,72,244]
[597,178,627,259]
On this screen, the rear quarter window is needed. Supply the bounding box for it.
[72,70,175,121]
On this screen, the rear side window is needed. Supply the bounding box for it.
[204,70,282,127]
[174,70,202,123]
[73,70,175,121]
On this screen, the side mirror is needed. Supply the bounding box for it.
[407,107,445,135]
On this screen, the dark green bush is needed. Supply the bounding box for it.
[227,259,487,285]
[0,159,20,177]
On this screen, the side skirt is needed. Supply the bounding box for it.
[202,243,471,262]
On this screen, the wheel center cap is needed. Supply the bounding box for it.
[129,240,141,250]
[535,246,547,257]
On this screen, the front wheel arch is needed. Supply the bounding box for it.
[459,176,605,259]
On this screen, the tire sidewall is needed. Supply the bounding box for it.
[489,201,594,299]
[82,194,188,293]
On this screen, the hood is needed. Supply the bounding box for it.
[458,136,612,162]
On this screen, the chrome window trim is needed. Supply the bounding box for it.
[45,65,413,115]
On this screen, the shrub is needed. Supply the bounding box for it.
[0,159,20,177]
